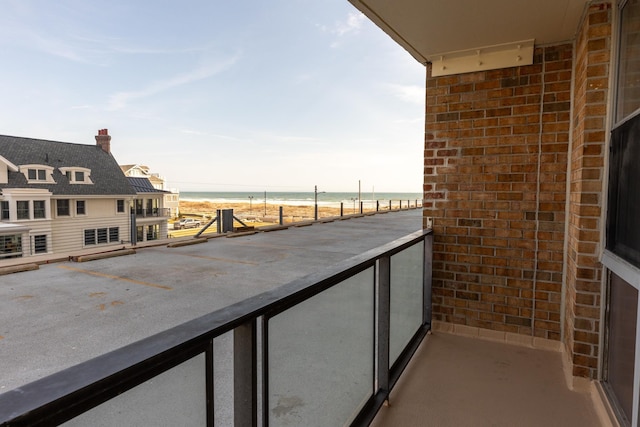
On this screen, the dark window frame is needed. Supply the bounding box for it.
[57,199,70,217]
[16,201,29,220]
[76,200,86,215]
[33,200,46,219]
[0,201,9,220]
[33,235,47,254]
[607,113,640,268]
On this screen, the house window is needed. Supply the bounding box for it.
[0,235,22,258]
[97,228,108,244]
[27,169,47,181]
[28,169,46,180]
[33,235,47,254]
[16,201,29,220]
[33,200,46,219]
[136,226,144,243]
[84,229,95,245]
[84,228,119,246]
[57,199,70,216]
[1,201,9,220]
[76,200,86,215]
[60,167,92,184]
[117,199,125,213]
[109,227,119,242]
[147,224,158,241]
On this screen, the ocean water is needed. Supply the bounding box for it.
[180,191,423,208]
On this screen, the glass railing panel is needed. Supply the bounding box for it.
[214,333,233,427]
[61,353,207,427]
[389,242,424,365]
[267,267,375,427]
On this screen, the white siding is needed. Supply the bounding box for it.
[50,198,131,254]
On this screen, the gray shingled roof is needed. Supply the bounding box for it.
[0,135,135,196]
[127,177,169,194]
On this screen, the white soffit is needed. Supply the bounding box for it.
[349,0,589,70]
[431,39,535,77]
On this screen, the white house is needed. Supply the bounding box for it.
[0,129,136,261]
[127,176,171,244]
[120,164,180,218]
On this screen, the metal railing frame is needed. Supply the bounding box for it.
[0,229,433,427]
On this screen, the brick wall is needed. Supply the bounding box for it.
[424,2,612,379]
[425,44,572,340]
[564,2,611,379]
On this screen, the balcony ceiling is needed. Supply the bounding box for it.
[348,0,590,64]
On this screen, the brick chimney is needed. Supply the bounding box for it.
[95,129,111,153]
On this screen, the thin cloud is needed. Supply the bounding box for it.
[334,12,366,36]
[386,84,425,105]
[107,55,240,110]
[319,12,366,47]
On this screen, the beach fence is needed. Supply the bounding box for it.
[173,200,425,237]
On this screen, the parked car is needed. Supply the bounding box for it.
[174,218,201,230]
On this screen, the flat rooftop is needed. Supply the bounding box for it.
[0,210,422,393]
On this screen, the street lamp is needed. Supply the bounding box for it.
[314,185,325,220]
[248,196,254,214]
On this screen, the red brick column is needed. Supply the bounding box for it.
[564,2,611,379]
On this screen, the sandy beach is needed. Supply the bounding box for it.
[179,200,346,223]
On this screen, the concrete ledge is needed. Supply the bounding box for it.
[293,221,314,227]
[432,321,562,352]
[167,238,208,248]
[0,263,39,276]
[72,249,136,263]
[202,233,225,240]
[259,225,290,232]
[226,230,258,238]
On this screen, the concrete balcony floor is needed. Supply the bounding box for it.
[372,328,606,427]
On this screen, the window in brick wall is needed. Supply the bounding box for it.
[607,113,640,268]
[616,0,640,121]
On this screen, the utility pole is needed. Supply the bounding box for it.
[314,185,325,220]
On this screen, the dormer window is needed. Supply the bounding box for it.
[20,165,54,184]
[60,167,93,184]
[28,169,46,181]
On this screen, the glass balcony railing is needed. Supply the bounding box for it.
[0,229,433,426]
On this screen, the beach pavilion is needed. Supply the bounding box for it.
[0,0,638,426]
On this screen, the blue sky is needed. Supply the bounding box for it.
[0,0,425,192]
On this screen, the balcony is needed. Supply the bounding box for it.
[0,209,611,426]
[133,207,170,218]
